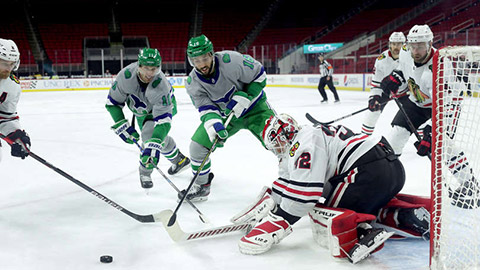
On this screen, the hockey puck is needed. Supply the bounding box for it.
[100,255,113,263]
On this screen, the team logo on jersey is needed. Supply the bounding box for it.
[152,78,162,88]
[377,53,386,61]
[10,74,19,84]
[407,78,429,103]
[402,44,408,51]
[111,81,118,90]
[289,142,300,157]
[127,94,148,115]
[222,54,231,63]
[124,69,132,79]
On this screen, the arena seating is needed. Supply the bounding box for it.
[121,22,189,62]
[0,23,36,66]
[38,23,109,64]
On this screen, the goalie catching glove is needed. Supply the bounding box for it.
[3,129,31,159]
[112,119,140,144]
[225,91,251,118]
[380,70,405,96]
[414,125,431,157]
[140,138,163,169]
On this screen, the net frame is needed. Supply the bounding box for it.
[431,45,480,270]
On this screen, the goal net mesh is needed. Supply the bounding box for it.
[431,46,480,270]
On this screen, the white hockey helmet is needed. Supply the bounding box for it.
[0,38,20,71]
[262,113,299,157]
[407,25,433,43]
[389,32,406,43]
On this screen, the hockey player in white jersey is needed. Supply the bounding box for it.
[179,35,276,202]
[233,114,430,263]
[361,32,406,135]
[0,38,31,162]
[105,48,190,190]
[381,24,479,206]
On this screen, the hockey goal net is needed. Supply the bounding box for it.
[431,46,480,270]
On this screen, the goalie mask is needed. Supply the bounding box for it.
[262,114,299,157]
[0,38,20,71]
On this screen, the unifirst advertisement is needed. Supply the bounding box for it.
[20,74,373,92]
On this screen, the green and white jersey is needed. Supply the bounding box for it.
[186,50,267,119]
[106,62,176,126]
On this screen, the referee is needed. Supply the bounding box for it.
[318,53,340,103]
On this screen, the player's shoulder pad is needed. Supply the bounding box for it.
[9,73,20,84]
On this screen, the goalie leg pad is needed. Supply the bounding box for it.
[231,186,276,224]
[376,194,431,239]
[308,204,377,259]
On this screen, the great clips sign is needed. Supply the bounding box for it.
[303,43,343,54]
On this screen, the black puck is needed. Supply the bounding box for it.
[100,255,113,263]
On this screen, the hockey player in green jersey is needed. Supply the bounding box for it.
[106,48,190,190]
[179,34,275,201]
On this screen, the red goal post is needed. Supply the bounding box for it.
[431,46,480,270]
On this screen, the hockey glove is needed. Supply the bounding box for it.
[380,70,405,96]
[5,129,31,159]
[111,119,140,144]
[140,138,163,169]
[225,91,251,118]
[204,118,228,143]
[368,95,385,112]
[414,125,432,157]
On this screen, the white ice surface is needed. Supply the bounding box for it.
[0,86,431,270]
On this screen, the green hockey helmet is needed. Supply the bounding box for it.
[187,35,213,58]
[138,48,162,67]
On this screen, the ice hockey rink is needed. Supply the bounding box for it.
[0,86,431,270]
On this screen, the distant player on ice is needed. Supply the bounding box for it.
[0,38,31,163]
[231,114,430,263]
[105,48,190,190]
[180,34,275,201]
[361,32,406,135]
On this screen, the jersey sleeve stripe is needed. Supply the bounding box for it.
[153,112,173,121]
[252,66,266,83]
[107,95,124,106]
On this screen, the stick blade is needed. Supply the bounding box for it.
[156,210,187,242]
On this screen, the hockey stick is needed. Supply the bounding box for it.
[134,139,210,224]
[158,209,252,242]
[0,135,162,223]
[306,101,388,126]
[168,113,235,227]
[392,97,431,160]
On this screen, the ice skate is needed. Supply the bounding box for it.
[178,173,213,202]
[348,224,393,264]
[139,174,153,189]
[168,152,190,175]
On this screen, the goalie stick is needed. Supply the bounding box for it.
[0,135,163,223]
[133,139,210,224]
[158,210,252,242]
